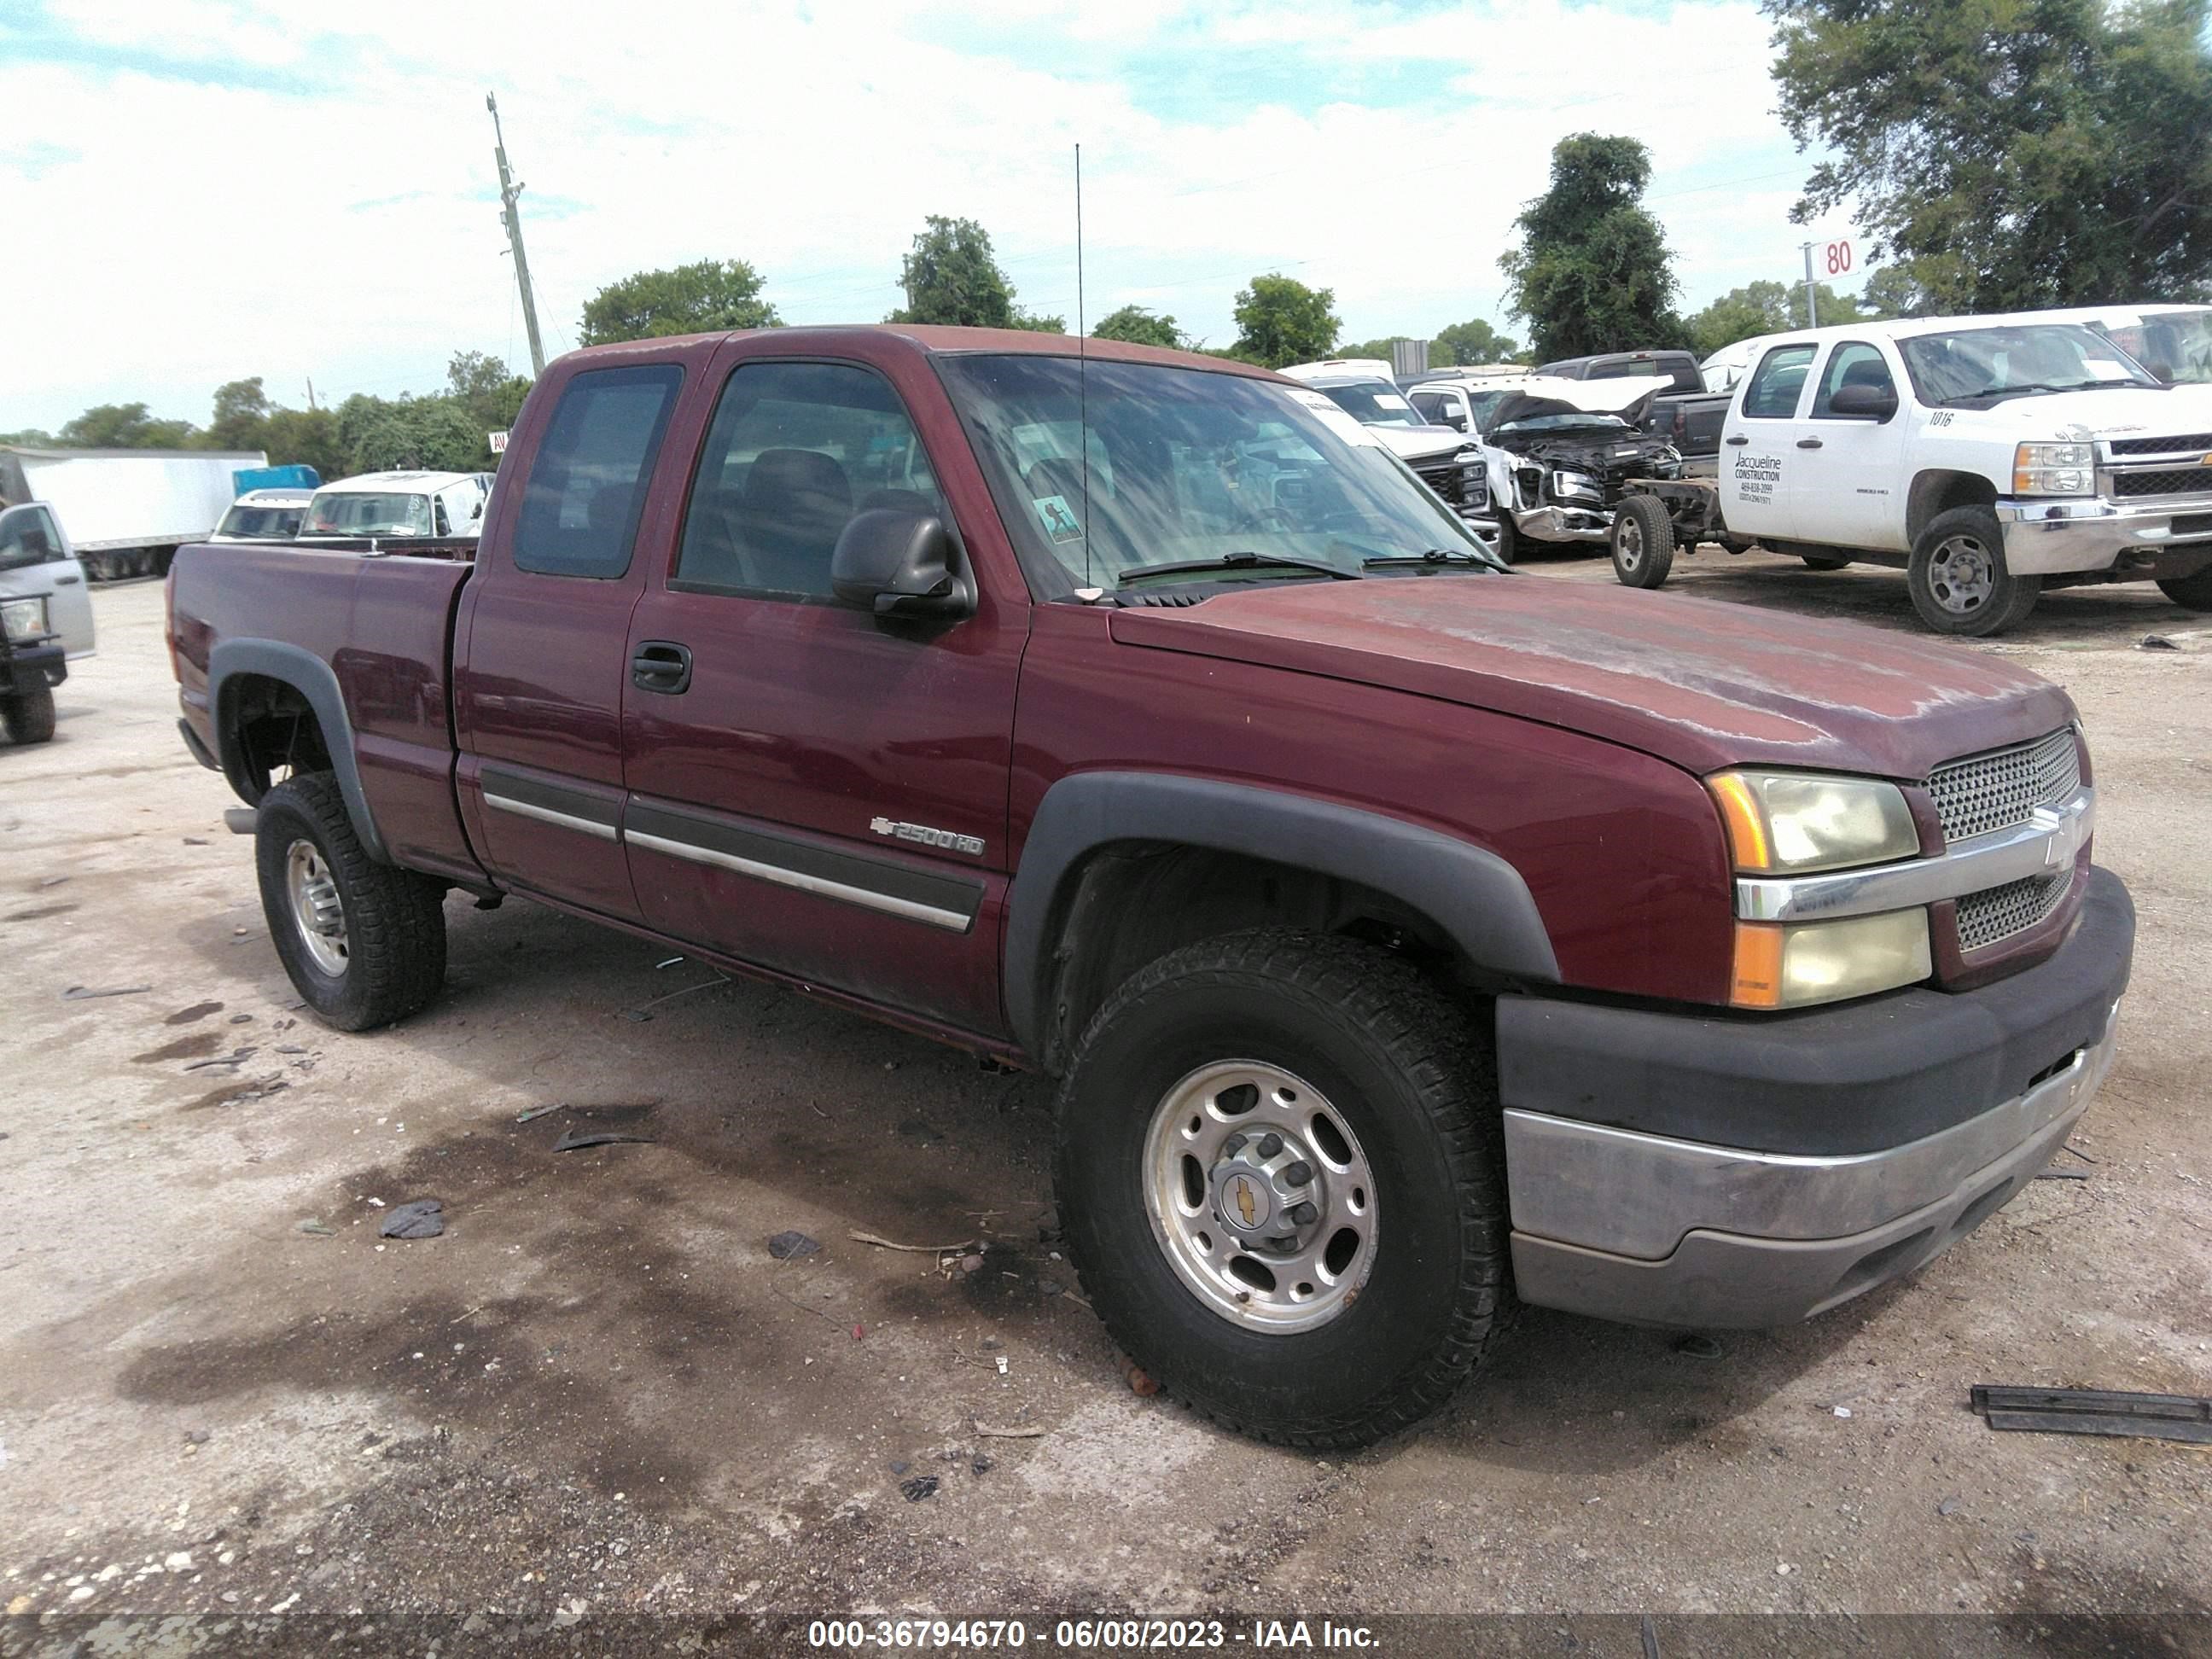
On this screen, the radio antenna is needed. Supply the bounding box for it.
[1075,141,1091,590]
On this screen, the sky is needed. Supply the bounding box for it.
[0,0,1864,435]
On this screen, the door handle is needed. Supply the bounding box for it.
[631,641,693,695]
[1725,434,1750,446]
[55,573,81,585]
[1796,438,1825,450]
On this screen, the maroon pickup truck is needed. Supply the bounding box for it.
[169,325,2133,1447]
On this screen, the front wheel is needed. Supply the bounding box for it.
[1610,496,1675,589]
[1,681,56,745]
[255,772,448,1031]
[1055,929,1508,1447]
[1489,514,1520,567]
[1908,506,2040,636]
[2158,567,2212,611]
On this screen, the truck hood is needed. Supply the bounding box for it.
[1107,577,2075,778]
[1371,423,1476,463]
[1957,382,2212,441]
[1487,375,1675,428]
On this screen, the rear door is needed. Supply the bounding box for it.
[618,344,1026,1036]
[1797,340,1911,551]
[453,356,696,923]
[1718,341,1818,543]
[0,504,94,657]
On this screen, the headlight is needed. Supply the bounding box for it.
[1731,911,1932,1009]
[1,597,47,643]
[1708,770,1920,873]
[1460,463,1488,502]
[2013,442,2095,497]
[1552,469,1603,502]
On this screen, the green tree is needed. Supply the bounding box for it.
[57,402,199,450]
[445,351,533,460]
[0,428,55,448]
[579,259,781,346]
[1855,262,1939,321]
[336,394,484,474]
[202,377,273,451]
[259,406,345,480]
[1432,317,1522,365]
[1499,134,1687,361]
[1766,0,2212,311]
[888,216,1062,331]
[1090,305,1182,348]
[1231,273,1340,368]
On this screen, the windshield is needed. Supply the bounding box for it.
[1898,323,2161,406]
[303,492,435,537]
[939,355,1496,590]
[2086,310,2212,385]
[216,504,304,539]
[1494,412,1632,434]
[1314,380,1424,428]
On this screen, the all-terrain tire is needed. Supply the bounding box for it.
[1908,506,2040,637]
[1610,495,1675,589]
[1488,514,1520,567]
[255,772,448,1031]
[2157,567,2212,611]
[1,681,56,744]
[1054,928,1509,1448]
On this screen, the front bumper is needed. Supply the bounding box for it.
[1997,496,2212,576]
[0,637,67,696]
[1500,865,2133,1329]
[1511,504,1614,544]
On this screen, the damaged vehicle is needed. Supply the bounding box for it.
[1470,375,1682,562]
[1277,359,1490,523]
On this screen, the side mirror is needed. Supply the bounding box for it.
[1829,381,1899,421]
[830,509,972,620]
[1441,411,1469,431]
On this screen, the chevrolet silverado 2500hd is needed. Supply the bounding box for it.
[1714,317,2212,634]
[169,325,2135,1447]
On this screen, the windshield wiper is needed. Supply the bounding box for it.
[1116,551,1361,585]
[1360,547,1499,571]
[1953,379,2145,403]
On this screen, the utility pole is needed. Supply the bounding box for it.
[1800,241,1817,329]
[488,93,547,377]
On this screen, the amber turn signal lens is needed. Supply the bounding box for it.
[1731,923,1785,1010]
[1708,772,1772,871]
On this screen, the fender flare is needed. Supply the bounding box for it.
[1002,771,1559,1056]
[207,638,388,863]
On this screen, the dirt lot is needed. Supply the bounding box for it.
[2,558,2208,1642]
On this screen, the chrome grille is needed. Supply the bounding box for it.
[2109,432,2212,457]
[1415,458,1482,511]
[2110,467,2212,499]
[1956,865,2075,952]
[1926,729,2079,843]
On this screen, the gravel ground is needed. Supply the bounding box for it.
[1,565,2206,1645]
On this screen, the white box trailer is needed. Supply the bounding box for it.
[0,446,267,580]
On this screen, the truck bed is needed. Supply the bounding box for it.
[169,540,485,883]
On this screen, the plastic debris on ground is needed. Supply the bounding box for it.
[379,1199,445,1240]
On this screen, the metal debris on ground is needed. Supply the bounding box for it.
[550,1129,655,1152]
[847,1231,979,1255]
[379,1199,445,1240]
[899,1476,939,1502]
[296,1220,334,1237]
[183,1050,256,1071]
[2034,1167,2091,1181]
[1970,1384,2212,1444]
[2139,634,2180,651]
[515,1103,567,1123]
[766,1231,821,1260]
[973,1422,1046,1440]
[1674,1333,1723,1359]
[61,985,152,1001]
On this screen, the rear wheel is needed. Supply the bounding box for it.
[1908,507,2040,636]
[1,681,55,744]
[1055,928,1508,1447]
[1610,496,1675,589]
[255,772,448,1031]
[2157,566,2212,611]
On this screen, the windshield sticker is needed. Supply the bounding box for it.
[2080,358,2131,380]
[1278,386,1382,448]
[1372,393,1413,410]
[1032,495,1085,543]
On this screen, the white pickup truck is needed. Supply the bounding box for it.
[1683,315,2212,634]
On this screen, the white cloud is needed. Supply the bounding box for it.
[0,0,1857,432]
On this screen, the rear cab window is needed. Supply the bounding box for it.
[1739,345,1818,419]
[514,365,684,578]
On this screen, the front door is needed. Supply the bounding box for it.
[620,352,1025,1037]
[1718,341,1816,544]
[453,358,691,922]
[1798,341,1912,551]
